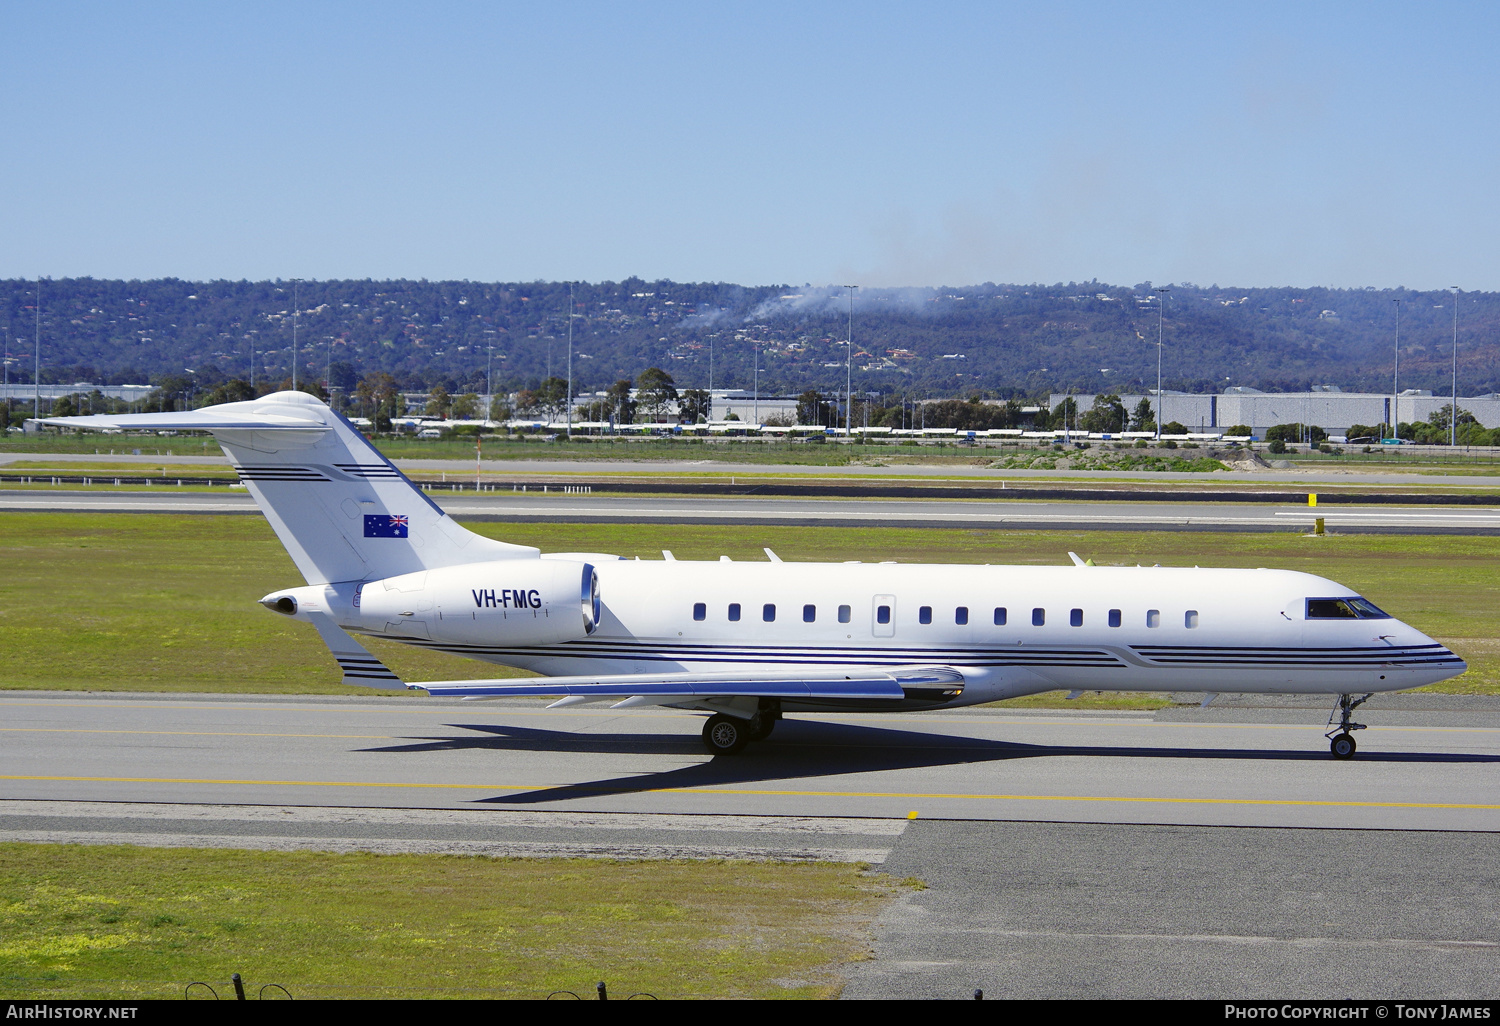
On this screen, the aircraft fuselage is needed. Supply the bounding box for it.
[359,559,1462,709]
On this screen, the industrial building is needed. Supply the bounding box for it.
[1049,387,1500,436]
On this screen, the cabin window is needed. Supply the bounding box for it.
[1032,607,1045,626]
[1185,610,1199,628]
[1070,608,1083,627]
[763,603,776,622]
[1146,609,1160,628]
[955,606,969,625]
[994,607,1007,626]
[919,606,933,625]
[838,604,851,623]
[728,603,741,622]
[803,604,816,623]
[692,602,706,621]
[877,604,892,625]
[1108,609,1122,628]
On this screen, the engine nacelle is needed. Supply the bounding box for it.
[355,559,599,646]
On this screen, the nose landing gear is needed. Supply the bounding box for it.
[1326,693,1371,760]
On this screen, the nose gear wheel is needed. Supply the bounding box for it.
[1325,693,1371,760]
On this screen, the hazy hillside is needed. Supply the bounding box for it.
[3,278,1494,399]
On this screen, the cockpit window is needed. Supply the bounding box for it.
[1347,596,1392,619]
[1306,599,1358,619]
[1307,597,1391,620]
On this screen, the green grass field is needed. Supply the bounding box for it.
[1,513,1494,1001]
[0,512,1495,697]
[0,844,896,1000]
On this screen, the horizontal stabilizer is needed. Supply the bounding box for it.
[38,406,330,433]
[416,664,964,701]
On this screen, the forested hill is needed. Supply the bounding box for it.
[3,277,1495,399]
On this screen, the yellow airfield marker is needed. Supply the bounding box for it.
[4,775,1500,813]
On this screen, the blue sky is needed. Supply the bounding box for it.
[3,1,1497,289]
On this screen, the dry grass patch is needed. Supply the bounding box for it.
[0,844,899,1000]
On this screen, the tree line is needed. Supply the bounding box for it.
[6,277,1498,404]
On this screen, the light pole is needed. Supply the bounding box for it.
[1391,298,1401,440]
[34,278,42,420]
[566,282,574,438]
[3,326,10,428]
[843,285,857,440]
[1154,286,1169,440]
[753,338,759,425]
[1451,286,1460,447]
[290,279,302,392]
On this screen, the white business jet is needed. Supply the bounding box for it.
[44,391,1466,759]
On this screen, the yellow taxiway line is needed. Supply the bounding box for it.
[0,728,391,740]
[3,774,1499,811]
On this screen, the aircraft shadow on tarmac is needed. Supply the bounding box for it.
[353,719,1500,806]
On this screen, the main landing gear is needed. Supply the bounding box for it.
[701,704,780,756]
[1326,692,1371,760]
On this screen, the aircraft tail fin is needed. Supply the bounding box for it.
[41,391,537,585]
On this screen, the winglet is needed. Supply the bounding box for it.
[306,610,407,690]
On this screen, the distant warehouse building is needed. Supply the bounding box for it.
[1,383,154,404]
[1049,387,1500,437]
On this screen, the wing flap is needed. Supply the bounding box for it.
[417,665,964,701]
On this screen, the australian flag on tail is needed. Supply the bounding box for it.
[364,514,409,538]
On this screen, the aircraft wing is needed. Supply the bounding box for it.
[414,665,966,702]
[293,610,963,703]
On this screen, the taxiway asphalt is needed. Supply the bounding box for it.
[4,692,1498,834]
[4,691,1497,999]
[6,487,1500,533]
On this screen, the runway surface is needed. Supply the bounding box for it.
[7,488,1500,533]
[5,691,1498,999]
[8,449,1500,487]
[843,820,1500,999]
[5,692,1499,833]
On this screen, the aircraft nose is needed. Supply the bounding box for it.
[1382,622,1465,674]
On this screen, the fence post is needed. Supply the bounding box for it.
[231,973,246,1001]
